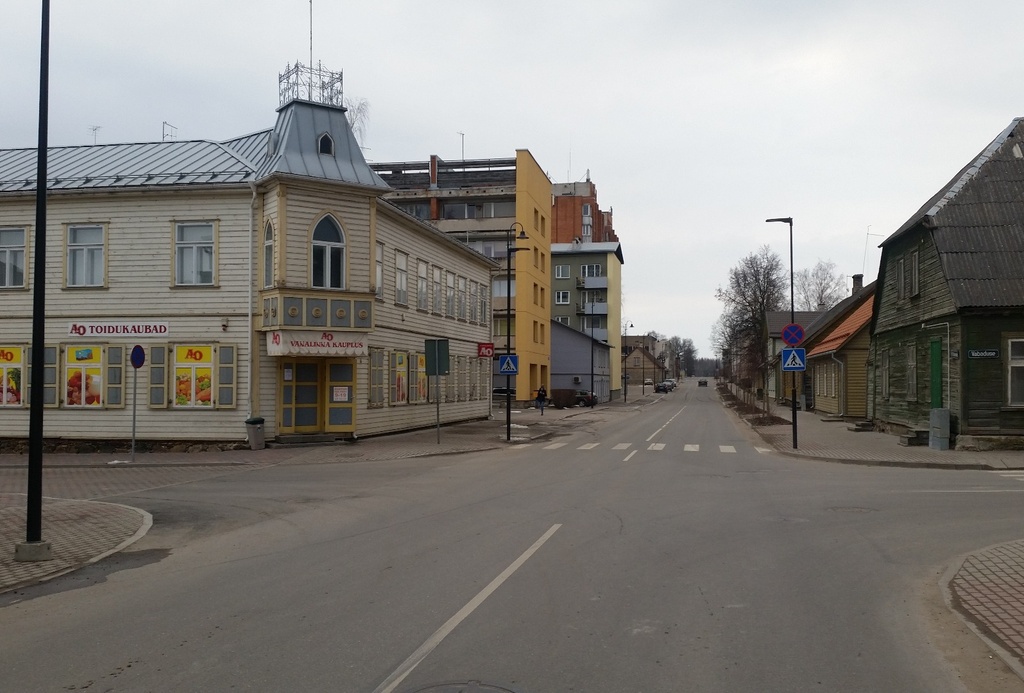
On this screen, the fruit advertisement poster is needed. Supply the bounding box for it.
[66,346,103,407]
[1,346,23,406]
[174,345,213,407]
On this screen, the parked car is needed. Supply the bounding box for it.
[666,379,677,390]
[574,390,596,407]
[643,378,654,386]
[698,379,708,387]
[654,381,670,393]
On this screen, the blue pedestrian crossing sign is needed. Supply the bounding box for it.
[498,354,519,375]
[781,348,806,371]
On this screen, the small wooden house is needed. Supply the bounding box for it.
[870,117,1024,446]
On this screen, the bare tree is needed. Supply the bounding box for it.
[344,97,370,148]
[795,259,846,311]
[714,246,786,389]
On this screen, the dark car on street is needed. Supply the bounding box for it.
[575,390,596,407]
[654,381,670,393]
[698,378,708,387]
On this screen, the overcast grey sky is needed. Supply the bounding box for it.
[4,1,1022,357]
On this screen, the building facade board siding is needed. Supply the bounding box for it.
[961,314,1024,434]
[873,232,956,334]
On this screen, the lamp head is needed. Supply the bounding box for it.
[765,217,792,224]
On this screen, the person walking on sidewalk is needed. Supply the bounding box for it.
[536,385,547,415]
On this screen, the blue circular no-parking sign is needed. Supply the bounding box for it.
[782,323,804,346]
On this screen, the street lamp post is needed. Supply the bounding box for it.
[505,222,527,441]
[623,321,633,402]
[589,299,595,407]
[766,216,797,449]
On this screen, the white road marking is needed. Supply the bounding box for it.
[373,524,562,693]
[646,406,687,441]
[648,443,665,451]
[613,443,631,450]
[719,445,736,453]
[543,443,567,450]
[578,443,600,450]
[755,447,773,454]
[624,450,638,462]
[684,444,699,452]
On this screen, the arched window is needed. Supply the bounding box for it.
[318,133,334,155]
[311,216,344,289]
[263,221,274,288]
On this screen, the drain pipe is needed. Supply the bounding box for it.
[921,321,950,408]
[829,352,845,417]
[247,181,257,419]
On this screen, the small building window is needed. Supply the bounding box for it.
[311,216,345,289]
[263,221,274,288]
[318,133,334,155]
[1009,339,1024,406]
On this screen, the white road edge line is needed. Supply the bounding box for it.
[373,523,563,693]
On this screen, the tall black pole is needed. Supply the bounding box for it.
[27,0,51,547]
[767,216,798,450]
[589,301,595,406]
[506,223,523,441]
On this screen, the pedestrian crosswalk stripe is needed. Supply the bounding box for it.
[613,443,631,450]
[720,445,736,453]
[578,443,600,450]
[684,444,699,452]
[755,447,772,454]
[648,443,665,451]
[543,443,567,450]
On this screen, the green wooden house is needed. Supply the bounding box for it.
[869,117,1024,447]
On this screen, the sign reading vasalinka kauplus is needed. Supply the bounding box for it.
[68,321,170,337]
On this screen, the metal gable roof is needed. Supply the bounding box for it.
[0,139,258,193]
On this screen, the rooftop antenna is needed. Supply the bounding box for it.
[88,125,101,145]
[162,121,177,141]
[309,0,313,100]
[862,225,884,275]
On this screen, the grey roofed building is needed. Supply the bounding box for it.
[878,116,1024,310]
[0,99,388,195]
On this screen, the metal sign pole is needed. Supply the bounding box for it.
[131,366,138,463]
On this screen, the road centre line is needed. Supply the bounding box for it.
[373,524,563,693]
[624,450,637,462]
[645,406,687,442]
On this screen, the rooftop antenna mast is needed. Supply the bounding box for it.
[162,121,177,141]
[309,0,313,100]
[862,225,884,275]
[88,125,101,145]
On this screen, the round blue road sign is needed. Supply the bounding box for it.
[782,323,804,346]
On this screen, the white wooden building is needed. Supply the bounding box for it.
[0,95,496,445]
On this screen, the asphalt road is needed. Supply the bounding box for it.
[3,383,1024,692]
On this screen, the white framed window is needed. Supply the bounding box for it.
[458,276,467,319]
[554,315,569,325]
[432,266,443,314]
[63,344,125,408]
[581,264,603,278]
[417,260,429,311]
[446,271,456,317]
[0,228,26,288]
[582,203,591,216]
[67,224,105,287]
[478,282,488,320]
[311,216,345,289]
[555,264,570,280]
[1009,339,1024,406]
[395,251,408,305]
[375,242,384,300]
[555,291,570,304]
[263,221,274,288]
[175,222,214,286]
[469,281,479,322]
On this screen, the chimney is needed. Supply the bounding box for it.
[852,273,863,294]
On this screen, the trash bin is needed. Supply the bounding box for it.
[244,416,265,451]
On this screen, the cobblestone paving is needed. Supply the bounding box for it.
[951,540,1024,665]
[0,494,147,591]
